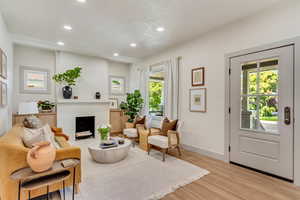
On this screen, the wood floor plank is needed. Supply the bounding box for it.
[162,149,300,200]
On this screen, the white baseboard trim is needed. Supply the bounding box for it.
[182,144,225,161]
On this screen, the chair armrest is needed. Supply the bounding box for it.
[56,146,81,161]
[167,130,180,147]
[51,127,69,141]
[125,122,134,128]
[150,128,162,136]
[136,124,145,129]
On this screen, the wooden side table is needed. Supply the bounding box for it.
[10,159,80,200]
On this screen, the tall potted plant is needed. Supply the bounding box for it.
[120,90,144,123]
[53,67,82,99]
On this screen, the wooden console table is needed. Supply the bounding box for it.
[10,159,79,200]
[13,112,57,127]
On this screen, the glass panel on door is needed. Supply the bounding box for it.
[240,58,279,134]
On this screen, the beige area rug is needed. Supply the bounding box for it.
[60,137,209,200]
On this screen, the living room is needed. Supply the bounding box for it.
[1,0,300,200]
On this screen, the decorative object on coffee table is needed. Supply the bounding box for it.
[27,141,56,172]
[10,159,79,200]
[88,138,131,163]
[52,67,82,99]
[97,124,111,142]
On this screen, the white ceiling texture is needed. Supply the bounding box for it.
[0,0,282,63]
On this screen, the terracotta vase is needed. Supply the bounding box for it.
[27,141,56,172]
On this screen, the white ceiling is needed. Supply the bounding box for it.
[0,0,282,63]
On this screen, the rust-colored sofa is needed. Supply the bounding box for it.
[0,125,81,200]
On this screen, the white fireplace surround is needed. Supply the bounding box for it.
[56,99,110,138]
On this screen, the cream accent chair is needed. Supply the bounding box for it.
[123,122,144,147]
[148,121,183,162]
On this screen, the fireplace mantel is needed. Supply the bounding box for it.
[56,99,110,138]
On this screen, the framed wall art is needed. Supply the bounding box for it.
[192,67,205,86]
[0,81,7,107]
[19,66,51,94]
[190,88,206,112]
[0,49,7,79]
[109,98,119,109]
[109,76,126,95]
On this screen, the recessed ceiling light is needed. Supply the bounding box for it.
[156,27,165,32]
[130,43,137,47]
[113,53,119,57]
[63,25,73,31]
[57,41,65,46]
[77,0,86,3]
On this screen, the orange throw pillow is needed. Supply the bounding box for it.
[161,117,178,136]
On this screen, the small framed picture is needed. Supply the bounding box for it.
[20,66,51,94]
[109,76,126,95]
[190,88,206,112]
[0,49,7,79]
[0,81,7,107]
[109,98,118,109]
[192,67,205,86]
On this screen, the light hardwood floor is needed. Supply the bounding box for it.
[162,149,300,200]
[52,147,300,200]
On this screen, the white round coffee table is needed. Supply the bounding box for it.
[88,139,131,164]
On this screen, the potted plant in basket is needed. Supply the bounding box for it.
[52,67,82,99]
[120,90,144,123]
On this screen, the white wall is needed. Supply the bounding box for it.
[11,47,130,112]
[13,45,56,112]
[56,51,110,101]
[0,13,13,136]
[137,0,300,156]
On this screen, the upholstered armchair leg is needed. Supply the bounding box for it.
[148,144,152,155]
[162,149,167,162]
[177,146,182,156]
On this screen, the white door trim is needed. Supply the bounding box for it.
[224,37,300,185]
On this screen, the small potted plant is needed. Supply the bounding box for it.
[52,67,82,99]
[37,101,55,113]
[97,124,111,142]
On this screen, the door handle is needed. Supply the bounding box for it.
[284,107,291,125]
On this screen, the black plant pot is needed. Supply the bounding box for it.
[62,86,72,99]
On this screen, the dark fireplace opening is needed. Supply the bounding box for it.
[75,116,95,140]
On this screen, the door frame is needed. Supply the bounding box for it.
[224,37,300,185]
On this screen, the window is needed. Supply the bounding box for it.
[240,58,279,134]
[20,66,50,94]
[148,67,165,117]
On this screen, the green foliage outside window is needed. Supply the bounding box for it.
[149,81,163,115]
[248,69,278,120]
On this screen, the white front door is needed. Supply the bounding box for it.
[229,46,294,180]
